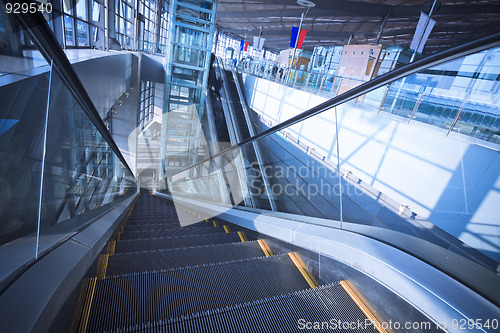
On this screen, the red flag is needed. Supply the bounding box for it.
[297,29,307,49]
[244,41,249,51]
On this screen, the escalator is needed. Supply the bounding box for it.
[70,193,395,332]
[223,69,252,141]
[214,64,274,210]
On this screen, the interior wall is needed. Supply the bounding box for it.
[242,73,500,262]
[72,53,140,176]
[72,53,133,118]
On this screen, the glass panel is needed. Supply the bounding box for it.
[64,15,75,46]
[163,45,500,272]
[126,4,133,20]
[63,0,72,14]
[91,26,100,43]
[92,1,100,21]
[38,66,135,253]
[0,71,50,248]
[0,16,49,76]
[77,20,89,47]
[0,10,4,32]
[0,4,51,275]
[76,0,87,20]
[119,18,125,34]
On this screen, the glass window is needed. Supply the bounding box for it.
[77,20,89,46]
[64,15,75,46]
[0,10,4,33]
[76,0,87,20]
[139,81,155,130]
[127,5,133,20]
[63,0,72,14]
[92,1,100,21]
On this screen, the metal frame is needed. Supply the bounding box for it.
[160,0,217,180]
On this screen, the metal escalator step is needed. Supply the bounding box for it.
[114,232,243,254]
[165,283,379,333]
[125,219,181,226]
[127,213,178,219]
[123,222,210,231]
[119,225,225,240]
[87,255,310,332]
[105,241,270,276]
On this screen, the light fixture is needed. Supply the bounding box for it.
[297,0,315,7]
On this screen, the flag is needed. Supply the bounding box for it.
[290,26,307,49]
[259,37,265,49]
[253,36,266,50]
[410,12,436,54]
[240,40,245,51]
[244,41,249,51]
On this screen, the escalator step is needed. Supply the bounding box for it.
[119,225,224,240]
[87,255,310,332]
[165,283,380,333]
[105,241,270,276]
[114,232,244,253]
[123,222,212,231]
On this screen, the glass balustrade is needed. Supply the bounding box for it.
[0,4,136,283]
[159,41,500,276]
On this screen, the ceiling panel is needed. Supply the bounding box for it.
[216,0,500,54]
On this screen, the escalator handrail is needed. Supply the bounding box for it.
[172,32,500,177]
[5,4,134,176]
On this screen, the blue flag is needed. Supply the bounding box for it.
[290,26,299,48]
[240,40,245,51]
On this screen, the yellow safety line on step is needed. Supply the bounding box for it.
[213,220,219,227]
[223,225,231,233]
[237,231,248,242]
[257,240,272,257]
[288,252,318,289]
[79,277,97,333]
[69,279,90,333]
[107,241,116,255]
[122,195,139,227]
[257,239,273,257]
[95,254,109,278]
[340,281,388,333]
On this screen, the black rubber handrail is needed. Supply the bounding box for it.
[3,0,134,176]
[172,32,500,176]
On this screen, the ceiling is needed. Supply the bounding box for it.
[215,0,500,54]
